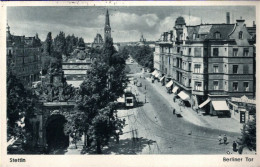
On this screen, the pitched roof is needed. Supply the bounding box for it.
[187,24,235,40]
[206,24,234,40]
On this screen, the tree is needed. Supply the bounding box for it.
[7,66,38,146]
[64,36,127,153]
[44,32,53,55]
[89,103,125,154]
[77,37,85,48]
[54,31,66,55]
[126,45,154,70]
[238,108,256,152]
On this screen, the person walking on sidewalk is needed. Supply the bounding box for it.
[223,134,227,144]
[233,141,237,152]
[172,108,175,115]
[218,134,222,144]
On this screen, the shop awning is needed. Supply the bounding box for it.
[166,80,173,88]
[178,91,190,101]
[172,86,179,93]
[212,101,229,111]
[151,70,157,75]
[199,98,211,108]
[160,76,165,82]
[155,72,160,78]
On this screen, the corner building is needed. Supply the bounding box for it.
[153,15,256,116]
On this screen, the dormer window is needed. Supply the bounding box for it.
[193,33,196,40]
[215,32,221,39]
[239,31,243,39]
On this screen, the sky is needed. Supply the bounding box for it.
[7,6,256,43]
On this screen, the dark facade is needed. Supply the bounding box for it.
[6,23,42,86]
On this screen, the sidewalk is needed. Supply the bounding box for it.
[145,76,243,133]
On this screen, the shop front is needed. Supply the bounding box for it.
[227,95,255,123]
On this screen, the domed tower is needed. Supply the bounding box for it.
[174,16,186,29]
[104,9,111,42]
[174,16,186,41]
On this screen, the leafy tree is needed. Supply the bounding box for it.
[77,37,85,48]
[54,31,66,55]
[89,103,125,154]
[7,66,38,144]
[238,108,256,152]
[126,45,154,70]
[44,32,53,55]
[64,37,127,153]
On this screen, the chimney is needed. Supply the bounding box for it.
[226,12,230,24]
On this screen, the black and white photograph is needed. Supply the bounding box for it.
[1,1,259,166]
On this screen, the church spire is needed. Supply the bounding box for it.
[105,9,110,27]
[104,9,111,41]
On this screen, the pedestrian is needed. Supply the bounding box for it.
[145,85,146,90]
[223,134,227,144]
[218,134,222,144]
[173,108,175,115]
[233,141,237,152]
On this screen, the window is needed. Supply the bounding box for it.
[213,81,219,90]
[213,48,219,57]
[195,82,202,91]
[233,65,238,74]
[194,48,202,57]
[213,64,219,73]
[225,81,228,91]
[189,48,191,55]
[243,82,249,92]
[224,64,227,73]
[193,33,196,40]
[233,48,238,57]
[243,65,249,74]
[215,32,221,39]
[188,63,192,71]
[177,47,180,53]
[194,64,201,73]
[243,48,249,56]
[189,79,191,87]
[239,31,243,39]
[233,82,238,91]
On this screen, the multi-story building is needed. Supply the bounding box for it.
[6,23,42,87]
[153,13,256,117]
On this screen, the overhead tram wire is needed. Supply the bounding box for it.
[136,107,230,152]
[134,102,228,146]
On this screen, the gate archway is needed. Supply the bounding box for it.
[45,114,69,150]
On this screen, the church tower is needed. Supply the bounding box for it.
[104,9,111,41]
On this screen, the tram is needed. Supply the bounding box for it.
[124,87,136,107]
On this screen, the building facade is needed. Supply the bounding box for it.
[153,14,256,116]
[6,23,42,86]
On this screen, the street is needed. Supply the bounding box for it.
[114,61,241,154]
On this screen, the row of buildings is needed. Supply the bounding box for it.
[152,13,256,123]
[6,23,42,86]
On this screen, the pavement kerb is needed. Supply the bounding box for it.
[144,76,242,133]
